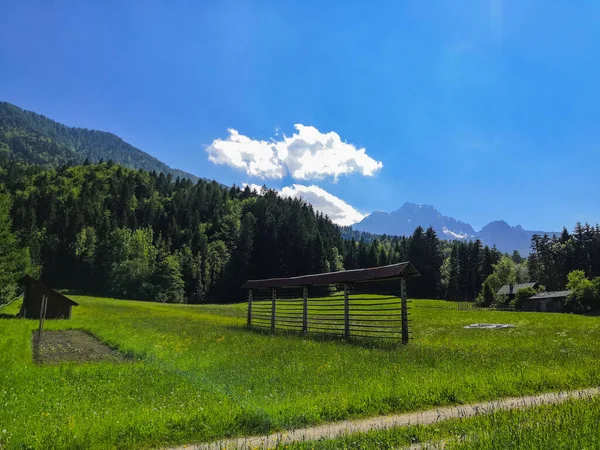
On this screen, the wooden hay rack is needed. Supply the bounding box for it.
[243,262,420,344]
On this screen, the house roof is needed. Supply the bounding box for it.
[529,290,571,300]
[242,262,421,289]
[18,275,79,306]
[496,282,538,296]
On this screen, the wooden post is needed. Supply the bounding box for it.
[302,287,308,335]
[42,294,48,329]
[401,277,409,344]
[344,284,350,339]
[246,289,253,327]
[38,294,48,343]
[271,288,276,333]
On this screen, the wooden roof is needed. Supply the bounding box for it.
[496,282,538,296]
[19,275,79,306]
[242,262,420,289]
[529,290,571,300]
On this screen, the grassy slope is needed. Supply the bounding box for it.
[1,297,600,449]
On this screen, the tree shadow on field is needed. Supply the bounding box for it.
[0,312,18,319]
[228,324,407,351]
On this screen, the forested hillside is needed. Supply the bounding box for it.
[1,102,585,306]
[0,158,502,304]
[1,158,597,305]
[0,190,34,304]
[0,102,199,182]
[0,161,345,303]
[0,160,527,305]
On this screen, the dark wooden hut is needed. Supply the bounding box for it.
[521,290,571,313]
[18,276,78,319]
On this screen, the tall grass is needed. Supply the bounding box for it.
[1,295,600,449]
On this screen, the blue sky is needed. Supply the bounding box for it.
[1,1,599,230]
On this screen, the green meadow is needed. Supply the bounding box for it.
[2,296,600,449]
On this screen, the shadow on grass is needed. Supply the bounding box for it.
[227,324,407,350]
[0,312,18,319]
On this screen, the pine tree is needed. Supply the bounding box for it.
[423,227,443,298]
[367,239,380,268]
[408,226,426,297]
[357,239,368,269]
[344,238,358,270]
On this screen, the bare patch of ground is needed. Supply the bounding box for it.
[33,330,129,364]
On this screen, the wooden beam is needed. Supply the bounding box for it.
[247,289,253,327]
[271,288,276,333]
[302,287,308,335]
[37,294,48,343]
[344,284,350,339]
[401,277,409,344]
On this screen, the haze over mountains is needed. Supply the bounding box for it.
[353,203,560,255]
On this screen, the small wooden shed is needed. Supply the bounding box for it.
[521,290,570,313]
[18,276,78,319]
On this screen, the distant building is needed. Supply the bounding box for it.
[496,282,539,300]
[18,276,78,319]
[520,290,571,313]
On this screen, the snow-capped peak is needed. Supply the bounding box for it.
[442,226,469,240]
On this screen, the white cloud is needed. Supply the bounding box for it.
[207,124,382,181]
[207,129,285,179]
[279,184,367,226]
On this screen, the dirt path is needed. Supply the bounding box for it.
[166,387,600,450]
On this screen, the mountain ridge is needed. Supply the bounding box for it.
[0,101,200,182]
[353,202,559,254]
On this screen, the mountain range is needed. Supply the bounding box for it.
[0,102,199,182]
[353,203,560,255]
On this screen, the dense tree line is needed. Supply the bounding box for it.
[440,240,504,302]
[0,191,37,304]
[340,226,443,298]
[5,160,589,306]
[341,226,505,301]
[0,160,515,305]
[0,162,341,303]
[5,102,594,306]
[528,224,600,291]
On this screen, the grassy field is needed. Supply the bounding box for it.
[2,295,600,449]
[280,394,600,449]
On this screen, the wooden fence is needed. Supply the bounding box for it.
[247,279,411,343]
